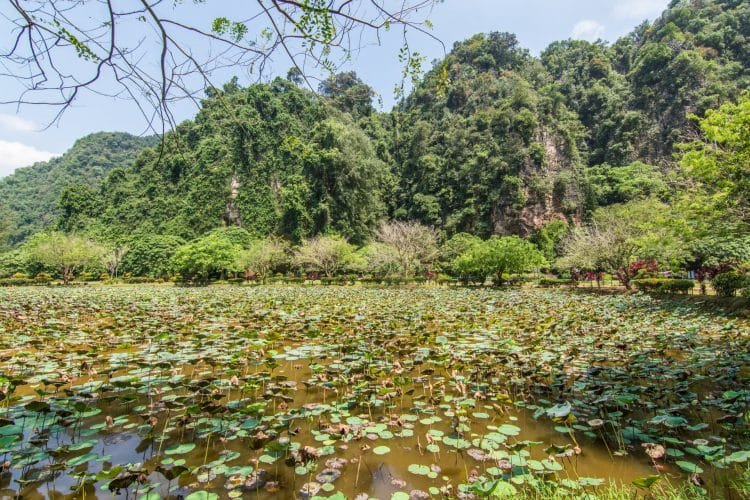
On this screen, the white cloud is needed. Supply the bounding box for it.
[612,0,670,20]
[0,140,58,177]
[0,113,37,133]
[571,20,606,41]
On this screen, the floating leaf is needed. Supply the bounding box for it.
[164,443,196,456]
[497,424,521,436]
[67,452,98,467]
[675,461,703,474]
[185,492,218,500]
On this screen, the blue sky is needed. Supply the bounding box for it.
[0,0,668,177]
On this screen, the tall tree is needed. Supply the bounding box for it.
[453,236,547,284]
[375,221,438,277]
[294,235,358,277]
[558,199,687,288]
[680,95,750,223]
[26,232,105,284]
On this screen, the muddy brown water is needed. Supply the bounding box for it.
[1,358,657,500]
[0,285,747,499]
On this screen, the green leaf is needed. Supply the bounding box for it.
[489,480,517,497]
[632,475,661,489]
[497,424,521,436]
[676,461,703,474]
[546,401,572,419]
[0,425,22,436]
[164,443,196,455]
[185,492,218,500]
[67,452,98,467]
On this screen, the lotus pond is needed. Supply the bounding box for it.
[0,286,748,499]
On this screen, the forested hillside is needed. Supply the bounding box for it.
[391,32,586,236]
[0,132,157,245]
[58,79,392,245]
[2,0,749,249]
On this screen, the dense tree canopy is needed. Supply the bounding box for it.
[70,80,392,245]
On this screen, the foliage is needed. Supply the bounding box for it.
[0,204,13,250]
[453,236,547,284]
[207,227,254,249]
[294,235,358,277]
[102,245,129,279]
[357,242,402,277]
[439,232,483,274]
[680,94,750,223]
[686,234,750,269]
[24,232,105,284]
[235,237,289,278]
[1,1,750,282]
[558,199,688,287]
[530,220,569,263]
[121,234,185,278]
[585,162,669,208]
[172,233,241,283]
[62,81,391,245]
[392,32,584,236]
[712,272,750,297]
[318,72,375,119]
[632,278,695,294]
[0,286,747,497]
[0,248,28,278]
[538,277,573,287]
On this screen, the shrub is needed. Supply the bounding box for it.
[632,278,694,294]
[34,273,53,284]
[123,276,158,284]
[0,277,33,286]
[712,272,750,297]
[538,277,573,287]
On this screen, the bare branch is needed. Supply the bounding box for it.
[0,0,442,131]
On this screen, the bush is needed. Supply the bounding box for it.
[741,286,750,299]
[123,276,159,284]
[34,273,53,284]
[538,277,573,287]
[0,277,34,286]
[632,278,694,294]
[712,272,750,297]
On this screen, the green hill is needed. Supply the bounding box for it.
[0,132,157,244]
